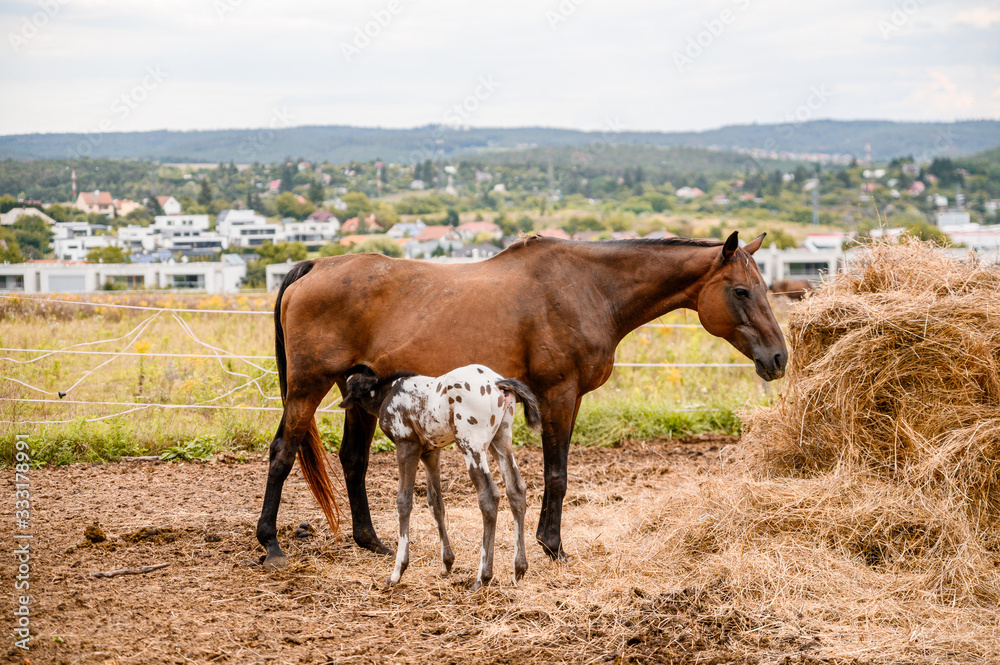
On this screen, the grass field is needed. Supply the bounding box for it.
[0,292,784,464]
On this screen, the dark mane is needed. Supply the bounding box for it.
[604,237,724,248]
[498,234,723,256]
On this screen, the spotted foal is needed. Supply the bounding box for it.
[339,364,541,590]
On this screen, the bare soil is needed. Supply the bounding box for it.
[2,436,849,664]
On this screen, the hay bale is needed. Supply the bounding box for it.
[661,238,1000,662]
[743,238,1000,527]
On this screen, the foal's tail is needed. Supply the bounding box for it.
[273,259,343,535]
[496,379,542,430]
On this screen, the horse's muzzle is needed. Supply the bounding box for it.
[754,351,787,382]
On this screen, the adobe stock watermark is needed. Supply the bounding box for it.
[12,434,32,652]
[8,0,67,53]
[878,0,928,39]
[66,66,169,159]
[213,0,247,20]
[408,75,500,165]
[914,126,955,164]
[546,0,586,30]
[237,107,297,161]
[673,0,753,74]
[340,0,404,63]
[741,84,834,175]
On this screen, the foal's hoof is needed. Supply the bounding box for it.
[261,553,288,570]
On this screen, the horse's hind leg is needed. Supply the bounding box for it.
[389,440,421,585]
[461,440,501,591]
[256,394,325,569]
[339,404,392,555]
[421,449,454,576]
[489,420,528,584]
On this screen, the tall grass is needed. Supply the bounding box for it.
[0,293,779,464]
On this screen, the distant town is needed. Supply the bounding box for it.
[1,143,998,294]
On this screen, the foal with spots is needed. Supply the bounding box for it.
[340,364,541,590]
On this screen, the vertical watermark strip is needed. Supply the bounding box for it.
[13,434,32,652]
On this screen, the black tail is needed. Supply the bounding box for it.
[274,259,315,402]
[496,378,541,430]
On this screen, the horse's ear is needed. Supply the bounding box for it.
[743,233,765,255]
[722,231,739,262]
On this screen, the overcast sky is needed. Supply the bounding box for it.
[1,0,997,136]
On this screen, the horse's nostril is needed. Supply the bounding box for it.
[774,352,786,368]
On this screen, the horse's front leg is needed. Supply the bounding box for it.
[535,393,582,560]
[339,405,393,555]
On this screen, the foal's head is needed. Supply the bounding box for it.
[339,370,417,415]
[696,232,787,381]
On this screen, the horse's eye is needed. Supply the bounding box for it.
[734,288,750,299]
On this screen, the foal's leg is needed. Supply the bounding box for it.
[389,440,421,586]
[460,440,501,591]
[489,420,529,584]
[421,449,454,576]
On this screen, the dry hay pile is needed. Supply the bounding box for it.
[662,238,1000,663]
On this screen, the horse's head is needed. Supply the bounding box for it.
[696,232,787,381]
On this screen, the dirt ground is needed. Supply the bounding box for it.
[2,436,842,665]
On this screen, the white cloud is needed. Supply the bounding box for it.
[0,0,996,136]
[954,6,1000,28]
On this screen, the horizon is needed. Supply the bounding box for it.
[2,116,999,140]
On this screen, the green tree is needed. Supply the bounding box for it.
[349,236,403,257]
[644,192,671,213]
[0,229,24,262]
[280,162,296,193]
[11,215,53,258]
[85,245,129,263]
[516,215,534,233]
[274,192,315,220]
[444,208,460,226]
[307,181,325,205]
[146,194,164,216]
[256,241,308,264]
[319,242,348,257]
[198,180,213,207]
[341,192,372,220]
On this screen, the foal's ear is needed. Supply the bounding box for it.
[722,231,740,262]
[743,233,766,255]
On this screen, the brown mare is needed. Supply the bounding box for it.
[256,231,787,568]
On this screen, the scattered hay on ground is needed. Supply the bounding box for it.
[659,238,1000,663]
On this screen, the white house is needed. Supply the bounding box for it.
[52,235,122,261]
[387,220,426,239]
[156,196,182,215]
[117,225,158,252]
[0,260,246,293]
[937,211,971,227]
[1,207,57,226]
[216,209,282,248]
[153,214,210,236]
[283,220,340,251]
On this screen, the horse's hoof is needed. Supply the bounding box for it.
[471,580,482,592]
[354,532,394,556]
[262,553,288,570]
